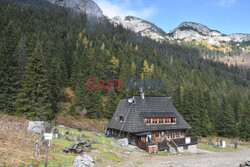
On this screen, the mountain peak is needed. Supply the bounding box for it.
[110,16,167,41]
[173,22,213,35]
[47,0,103,18]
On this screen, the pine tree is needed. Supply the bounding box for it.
[17,36,27,81]
[239,99,250,140]
[0,21,19,113]
[16,41,53,120]
[216,96,236,137]
[86,90,103,119]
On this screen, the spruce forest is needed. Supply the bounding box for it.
[0,0,249,140]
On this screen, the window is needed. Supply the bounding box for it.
[120,116,124,123]
[176,131,179,138]
[171,117,176,123]
[161,132,164,136]
[145,117,176,125]
[153,118,157,124]
[166,118,170,123]
[171,131,175,138]
[146,118,151,124]
[159,118,163,124]
[167,131,170,138]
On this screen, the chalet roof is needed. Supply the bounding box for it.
[107,96,192,133]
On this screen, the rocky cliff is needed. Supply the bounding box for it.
[47,0,103,18]
[169,22,250,44]
[110,17,250,45]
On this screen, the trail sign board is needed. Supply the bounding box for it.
[44,133,53,140]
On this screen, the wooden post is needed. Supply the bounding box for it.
[39,135,43,155]
[44,140,49,167]
[234,139,238,149]
[34,138,39,157]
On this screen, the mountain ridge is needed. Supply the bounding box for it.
[110,16,250,45]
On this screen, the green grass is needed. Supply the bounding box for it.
[37,126,122,166]
[38,126,107,166]
[101,151,123,162]
[197,143,243,152]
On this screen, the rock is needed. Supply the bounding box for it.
[64,139,91,154]
[59,125,65,128]
[117,138,129,147]
[110,17,250,45]
[110,16,166,42]
[74,153,94,167]
[47,0,103,19]
[27,121,45,134]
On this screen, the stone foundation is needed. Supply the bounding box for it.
[177,144,197,153]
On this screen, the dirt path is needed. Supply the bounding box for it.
[115,148,250,167]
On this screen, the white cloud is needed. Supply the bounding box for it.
[217,0,236,7]
[95,0,156,19]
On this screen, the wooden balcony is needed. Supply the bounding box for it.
[171,136,198,147]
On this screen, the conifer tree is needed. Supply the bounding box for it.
[216,96,236,137]
[0,22,19,113]
[17,41,53,120]
[239,100,250,140]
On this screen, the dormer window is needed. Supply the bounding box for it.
[120,116,124,123]
[145,117,177,125]
[171,118,176,123]
[145,118,151,124]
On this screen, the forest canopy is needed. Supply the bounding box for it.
[0,0,249,140]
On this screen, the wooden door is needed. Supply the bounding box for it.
[154,132,161,142]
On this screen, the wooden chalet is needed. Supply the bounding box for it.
[107,94,197,153]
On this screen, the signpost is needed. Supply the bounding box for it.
[44,133,53,167]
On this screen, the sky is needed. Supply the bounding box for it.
[95,0,250,34]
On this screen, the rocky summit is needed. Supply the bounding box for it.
[47,0,103,18]
[110,16,167,42]
[169,22,250,44]
[110,17,250,45]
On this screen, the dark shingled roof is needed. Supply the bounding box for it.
[107,96,192,133]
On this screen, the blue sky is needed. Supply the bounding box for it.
[95,0,250,34]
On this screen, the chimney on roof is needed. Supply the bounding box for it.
[139,87,145,100]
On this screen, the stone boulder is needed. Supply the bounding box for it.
[117,138,128,147]
[74,153,94,167]
[27,121,45,134]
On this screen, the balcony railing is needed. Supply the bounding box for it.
[171,136,198,147]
